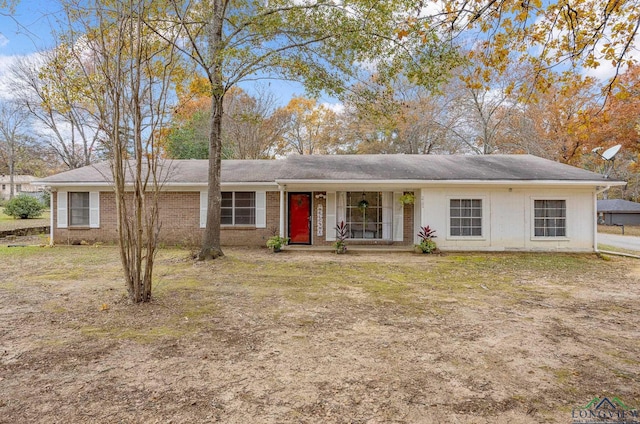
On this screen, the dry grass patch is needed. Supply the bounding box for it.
[0,246,638,423]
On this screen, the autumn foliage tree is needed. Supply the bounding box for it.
[164,78,280,159]
[274,96,340,156]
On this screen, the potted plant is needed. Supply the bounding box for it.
[266,235,289,252]
[415,225,437,254]
[333,220,348,254]
[398,193,415,205]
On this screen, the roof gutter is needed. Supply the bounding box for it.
[33,181,278,188]
[275,179,627,187]
[596,185,613,195]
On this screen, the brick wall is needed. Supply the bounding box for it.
[52,190,281,247]
[403,193,415,246]
[52,189,412,247]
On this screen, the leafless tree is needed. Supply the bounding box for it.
[10,51,101,169]
[61,0,181,302]
[0,100,32,199]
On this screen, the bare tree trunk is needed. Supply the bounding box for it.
[199,0,225,260]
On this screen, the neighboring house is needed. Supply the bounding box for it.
[0,175,41,201]
[35,155,626,252]
[597,199,640,225]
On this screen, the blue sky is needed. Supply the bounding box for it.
[0,0,64,55]
[0,0,315,106]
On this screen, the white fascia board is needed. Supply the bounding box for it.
[36,181,278,190]
[276,179,626,188]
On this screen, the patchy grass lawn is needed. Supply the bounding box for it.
[0,247,638,423]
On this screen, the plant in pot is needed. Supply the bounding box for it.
[398,193,415,205]
[266,235,288,252]
[333,220,348,254]
[416,225,437,254]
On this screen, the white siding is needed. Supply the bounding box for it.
[420,186,595,252]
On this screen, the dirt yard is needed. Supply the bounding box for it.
[0,246,638,423]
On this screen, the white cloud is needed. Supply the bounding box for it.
[321,102,344,114]
[0,33,8,48]
[0,51,44,102]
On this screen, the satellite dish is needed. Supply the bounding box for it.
[601,144,621,161]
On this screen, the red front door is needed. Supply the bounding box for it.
[288,193,311,244]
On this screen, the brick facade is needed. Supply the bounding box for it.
[52,189,413,247]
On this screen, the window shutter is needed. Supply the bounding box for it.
[57,191,68,229]
[255,191,266,228]
[337,192,347,224]
[381,192,393,240]
[89,192,100,228]
[199,191,207,228]
[326,192,336,241]
[392,192,404,241]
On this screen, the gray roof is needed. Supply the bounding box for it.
[597,199,640,213]
[37,154,620,185]
[279,154,613,181]
[38,159,285,184]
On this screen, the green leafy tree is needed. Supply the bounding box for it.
[158,0,461,260]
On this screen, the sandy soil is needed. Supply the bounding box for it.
[0,247,638,423]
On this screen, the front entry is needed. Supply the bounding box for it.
[288,193,311,244]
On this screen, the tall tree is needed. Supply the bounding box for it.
[274,96,339,155]
[498,72,600,164]
[0,100,32,199]
[159,0,460,259]
[61,0,182,302]
[10,49,101,169]
[343,76,467,155]
[435,0,640,92]
[223,86,281,159]
[164,80,281,159]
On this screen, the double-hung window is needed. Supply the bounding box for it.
[69,192,90,226]
[221,192,255,225]
[57,191,99,229]
[450,199,482,237]
[534,200,566,237]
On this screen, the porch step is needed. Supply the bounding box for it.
[284,245,414,253]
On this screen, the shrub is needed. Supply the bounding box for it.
[416,225,438,254]
[333,220,348,253]
[3,194,45,219]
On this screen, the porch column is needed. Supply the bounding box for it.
[279,185,286,238]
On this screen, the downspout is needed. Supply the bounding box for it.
[594,185,611,253]
[279,184,286,238]
[49,188,54,246]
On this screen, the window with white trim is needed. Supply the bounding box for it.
[449,199,482,237]
[69,192,90,226]
[221,192,255,225]
[345,191,385,239]
[534,200,566,237]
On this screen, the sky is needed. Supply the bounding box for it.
[0,0,316,106]
[0,0,62,55]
